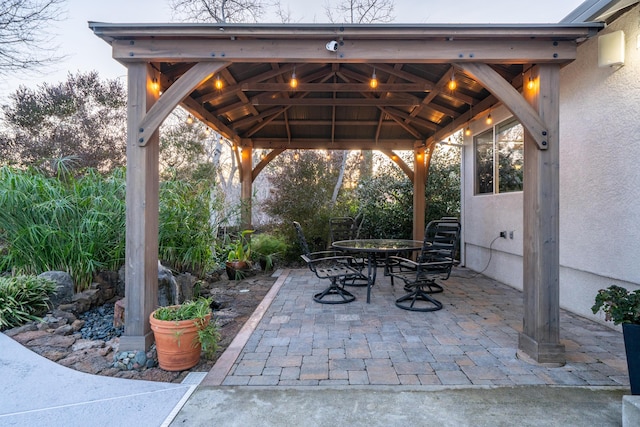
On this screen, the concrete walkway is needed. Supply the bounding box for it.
[0,331,199,427]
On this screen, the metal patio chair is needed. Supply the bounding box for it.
[294,221,366,304]
[387,219,461,312]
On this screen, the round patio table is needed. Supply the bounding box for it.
[332,239,423,303]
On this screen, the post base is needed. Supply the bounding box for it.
[518,333,566,366]
[118,331,155,352]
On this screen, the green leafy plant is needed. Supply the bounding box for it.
[251,233,288,270]
[592,285,640,325]
[227,229,255,263]
[0,275,57,330]
[152,297,220,358]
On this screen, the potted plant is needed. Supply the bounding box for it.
[225,229,255,279]
[149,297,220,371]
[251,233,287,271]
[592,285,640,395]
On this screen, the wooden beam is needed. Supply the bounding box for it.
[181,96,241,144]
[248,138,419,150]
[240,146,253,230]
[456,62,549,150]
[251,97,421,106]
[252,148,285,181]
[138,62,230,146]
[113,39,578,63]
[380,150,414,181]
[518,64,565,364]
[413,147,427,241]
[241,82,433,92]
[119,63,159,352]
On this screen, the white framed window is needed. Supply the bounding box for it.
[474,117,524,195]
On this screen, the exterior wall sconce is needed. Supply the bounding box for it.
[598,30,625,68]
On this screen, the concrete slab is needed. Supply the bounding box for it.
[623,395,640,427]
[0,333,195,427]
[172,385,627,427]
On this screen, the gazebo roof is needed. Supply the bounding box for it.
[90,22,602,151]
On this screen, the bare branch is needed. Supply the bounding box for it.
[0,0,66,75]
[324,0,395,24]
[169,0,267,23]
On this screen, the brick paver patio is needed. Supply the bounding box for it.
[204,267,629,389]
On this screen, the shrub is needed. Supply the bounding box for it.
[0,166,126,291]
[0,275,57,330]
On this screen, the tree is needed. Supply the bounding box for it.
[0,0,66,75]
[1,71,127,174]
[169,0,267,23]
[324,0,394,24]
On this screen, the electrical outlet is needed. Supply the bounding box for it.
[509,231,514,239]
[499,231,507,238]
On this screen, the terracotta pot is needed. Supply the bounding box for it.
[149,309,211,371]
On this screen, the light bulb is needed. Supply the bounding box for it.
[293,152,299,161]
[215,76,223,90]
[527,76,535,90]
[290,69,298,89]
[370,70,378,89]
[465,126,471,136]
[448,74,457,91]
[151,78,159,92]
[186,115,194,125]
[486,114,493,125]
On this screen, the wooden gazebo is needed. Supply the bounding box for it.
[91,22,602,364]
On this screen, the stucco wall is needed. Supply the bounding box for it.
[462,4,640,326]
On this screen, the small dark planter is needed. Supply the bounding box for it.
[623,323,640,395]
[225,261,248,280]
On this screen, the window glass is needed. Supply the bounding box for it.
[474,129,493,194]
[496,119,524,193]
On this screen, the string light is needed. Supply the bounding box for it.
[486,113,493,125]
[214,75,223,90]
[448,71,457,91]
[465,125,471,136]
[290,68,298,89]
[527,76,535,90]
[186,115,194,125]
[151,77,159,92]
[369,68,378,89]
[293,151,299,161]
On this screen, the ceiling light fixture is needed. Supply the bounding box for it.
[369,68,378,89]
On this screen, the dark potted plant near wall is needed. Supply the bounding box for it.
[251,233,287,271]
[225,229,254,280]
[149,297,220,371]
[592,285,640,395]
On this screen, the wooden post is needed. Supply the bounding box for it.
[413,147,427,241]
[119,63,159,352]
[518,64,565,365]
[240,146,253,230]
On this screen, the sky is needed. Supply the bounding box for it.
[0,0,586,97]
